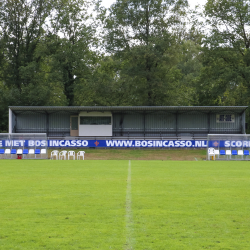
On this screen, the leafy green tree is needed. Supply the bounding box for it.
[0,0,52,90]
[197,0,250,104]
[48,0,98,105]
[102,0,189,106]
[74,55,136,106]
[0,0,97,107]
[196,0,250,130]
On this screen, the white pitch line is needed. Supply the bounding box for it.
[125,160,134,250]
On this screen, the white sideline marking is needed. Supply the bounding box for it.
[125,160,134,250]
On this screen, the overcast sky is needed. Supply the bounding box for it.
[101,0,207,9]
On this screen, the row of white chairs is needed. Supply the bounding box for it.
[51,150,85,160]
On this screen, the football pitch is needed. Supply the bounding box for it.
[0,160,250,249]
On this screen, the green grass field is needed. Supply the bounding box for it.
[1,160,250,249]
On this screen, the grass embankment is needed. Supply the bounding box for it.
[0,160,250,249]
[49,148,207,160]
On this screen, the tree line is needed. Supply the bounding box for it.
[1,0,250,132]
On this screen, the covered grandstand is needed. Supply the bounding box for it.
[8,106,248,139]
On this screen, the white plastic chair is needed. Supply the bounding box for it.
[5,149,11,159]
[51,150,59,160]
[226,150,231,159]
[68,151,75,160]
[5,149,11,154]
[59,150,67,160]
[29,149,35,154]
[16,149,23,159]
[214,149,219,155]
[27,149,35,159]
[238,150,243,155]
[77,151,85,160]
[208,148,215,160]
[213,149,219,160]
[41,149,47,154]
[41,149,47,159]
[17,149,23,155]
[237,150,243,160]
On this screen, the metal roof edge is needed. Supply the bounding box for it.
[8,106,248,112]
[8,106,249,108]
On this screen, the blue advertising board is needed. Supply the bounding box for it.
[208,140,250,148]
[48,140,208,148]
[1,139,250,148]
[0,139,208,148]
[0,139,207,148]
[0,140,47,147]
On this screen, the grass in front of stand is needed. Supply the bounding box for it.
[48,148,207,160]
[1,160,250,249]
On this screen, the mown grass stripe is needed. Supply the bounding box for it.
[125,160,134,250]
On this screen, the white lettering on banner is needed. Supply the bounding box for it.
[106,140,115,146]
[224,140,249,147]
[0,141,2,147]
[6,140,11,147]
[29,140,34,146]
[52,140,59,147]
[47,139,207,148]
[115,141,123,147]
[106,140,133,147]
[115,141,133,147]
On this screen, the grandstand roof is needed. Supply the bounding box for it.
[9,106,248,114]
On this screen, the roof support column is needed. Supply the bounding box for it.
[208,112,210,134]
[9,108,12,133]
[46,112,49,136]
[176,112,178,137]
[242,110,246,134]
[144,112,146,138]
[120,113,123,137]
